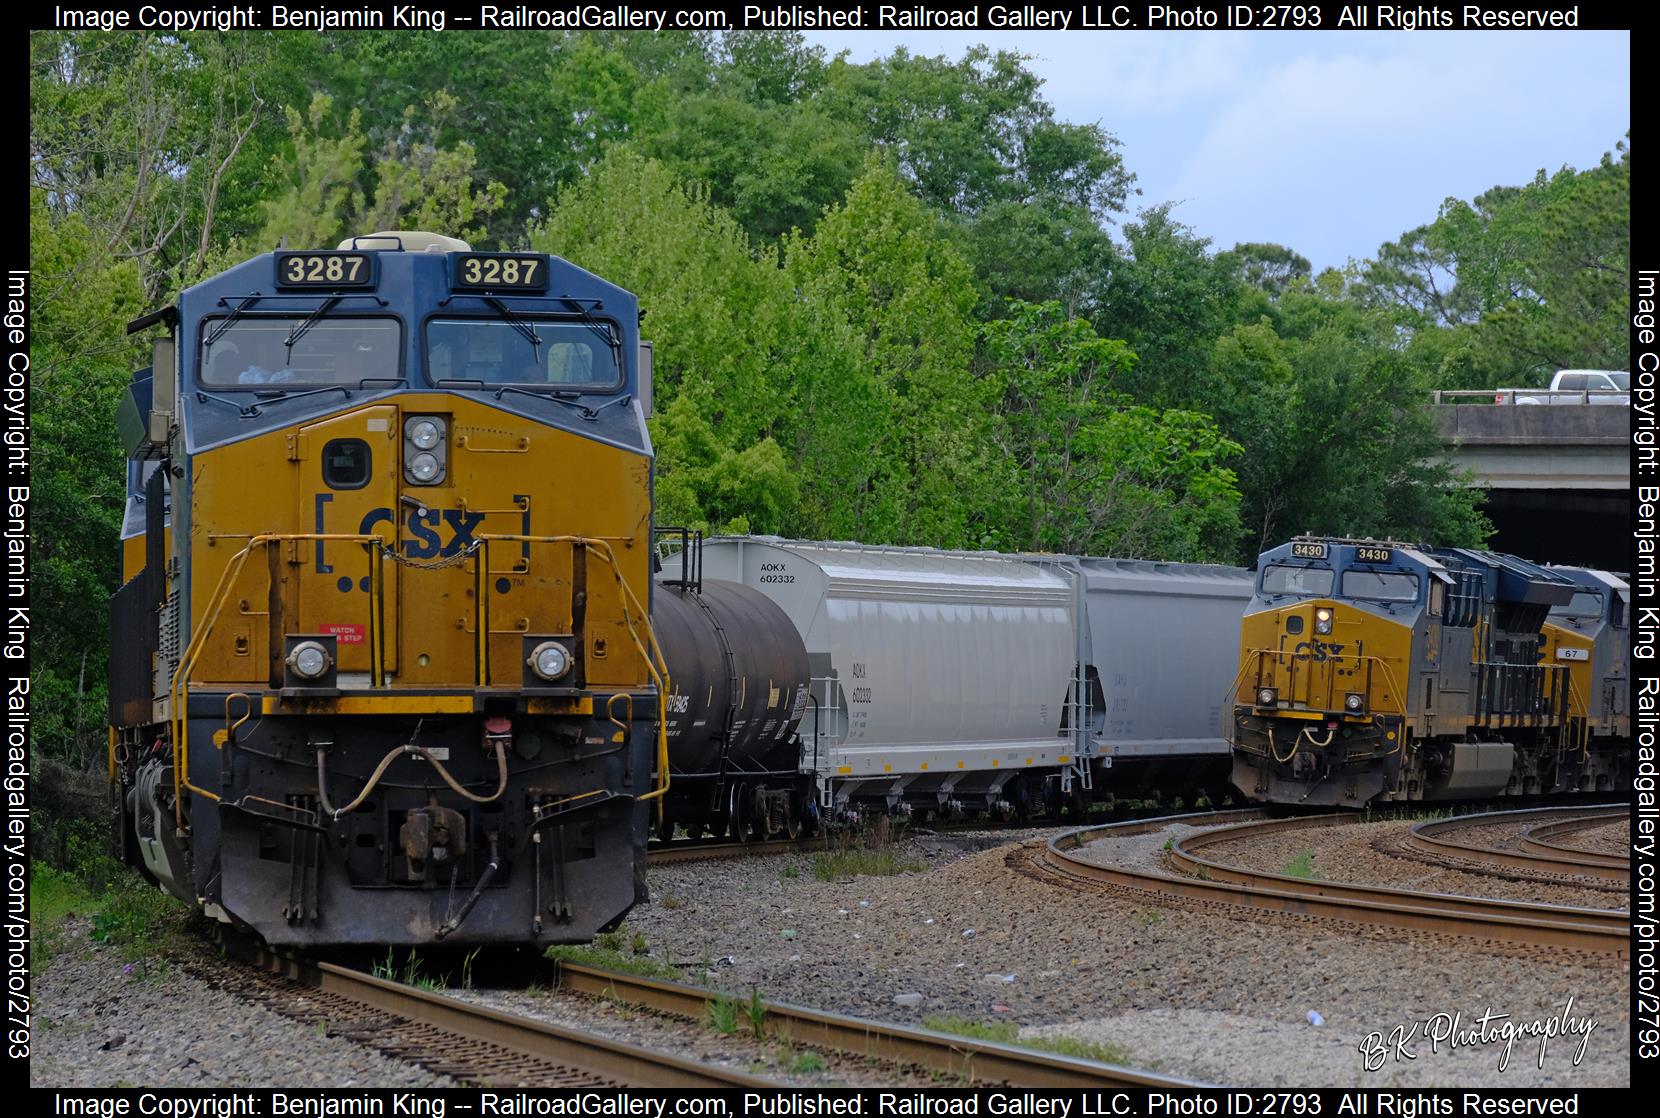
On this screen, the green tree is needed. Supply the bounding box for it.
[984,301,1242,561]
[784,158,990,547]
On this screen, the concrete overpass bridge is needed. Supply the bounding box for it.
[1432,391,1629,569]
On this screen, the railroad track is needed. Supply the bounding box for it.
[1401,805,1629,881]
[549,961,1208,1088]
[1033,810,1629,958]
[218,930,775,1087]
[1519,811,1631,870]
[648,837,817,864]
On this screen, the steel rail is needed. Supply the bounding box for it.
[1406,805,1629,881]
[224,932,776,1087]
[552,962,1207,1088]
[1041,810,1627,957]
[1518,811,1631,871]
[648,837,814,864]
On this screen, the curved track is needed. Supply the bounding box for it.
[1402,805,1629,882]
[219,931,774,1086]
[1033,810,1628,958]
[1520,812,1632,870]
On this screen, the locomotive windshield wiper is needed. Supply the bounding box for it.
[203,295,261,348]
[194,383,353,418]
[556,297,622,356]
[484,296,542,352]
[283,296,341,353]
[493,383,602,420]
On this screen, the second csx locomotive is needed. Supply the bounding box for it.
[1229,537,1629,807]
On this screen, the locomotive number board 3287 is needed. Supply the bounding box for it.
[275,251,375,288]
[451,253,550,291]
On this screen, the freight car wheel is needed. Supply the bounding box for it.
[1067,781,1089,821]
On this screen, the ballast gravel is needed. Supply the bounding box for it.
[31,918,454,1088]
[628,827,1628,1088]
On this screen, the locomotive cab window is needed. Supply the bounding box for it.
[1260,564,1333,597]
[1340,570,1419,603]
[425,318,621,390]
[1550,590,1605,618]
[322,439,372,490]
[199,316,401,386]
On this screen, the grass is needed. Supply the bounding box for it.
[29,865,93,969]
[789,1051,826,1074]
[1135,908,1162,928]
[1282,850,1318,879]
[706,994,740,1035]
[746,988,767,1039]
[545,944,681,981]
[31,843,197,971]
[810,847,923,882]
[924,1015,1136,1067]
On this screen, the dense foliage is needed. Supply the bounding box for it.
[28,30,1629,766]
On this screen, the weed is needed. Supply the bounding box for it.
[746,988,767,1040]
[525,980,546,997]
[630,932,649,956]
[781,864,799,880]
[315,1020,329,1039]
[1282,850,1317,879]
[29,865,92,969]
[1136,909,1162,928]
[1194,865,1210,881]
[594,930,625,953]
[706,994,739,1035]
[1162,838,1173,851]
[545,944,681,981]
[811,848,923,882]
[372,948,398,981]
[461,948,481,991]
[658,895,683,911]
[924,1015,1135,1067]
[399,951,426,988]
[789,1051,826,1074]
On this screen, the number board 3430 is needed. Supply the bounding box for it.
[276,252,374,288]
[452,253,550,291]
[1354,546,1393,563]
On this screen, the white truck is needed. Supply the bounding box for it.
[1496,369,1629,405]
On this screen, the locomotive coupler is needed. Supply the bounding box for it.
[400,797,467,882]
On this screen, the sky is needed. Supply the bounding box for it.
[804,30,1630,273]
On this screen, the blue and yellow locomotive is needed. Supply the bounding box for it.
[110,232,670,946]
[1229,537,1629,806]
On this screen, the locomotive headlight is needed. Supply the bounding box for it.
[1257,687,1278,706]
[1344,692,1365,713]
[408,452,441,483]
[287,640,332,681]
[408,418,443,450]
[528,641,571,682]
[1314,607,1333,635]
[403,415,448,485]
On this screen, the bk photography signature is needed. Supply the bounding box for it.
[1358,998,1599,1072]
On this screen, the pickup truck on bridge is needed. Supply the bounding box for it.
[1495,369,1629,405]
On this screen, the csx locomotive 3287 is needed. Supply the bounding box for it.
[1229,536,1629,807]
[111,232,675,947]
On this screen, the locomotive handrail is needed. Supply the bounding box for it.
[475,533,673,810]
[1227,647,1408,757]
[168,532,386,828]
